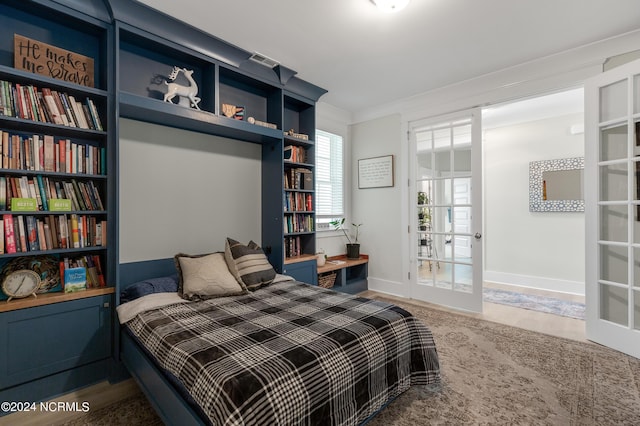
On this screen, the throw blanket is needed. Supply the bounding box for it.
[124,281,440,425]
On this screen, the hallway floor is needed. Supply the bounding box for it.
[362,281,586,342]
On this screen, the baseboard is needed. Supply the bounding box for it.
[484,270,585,296]
[366,277,409,298]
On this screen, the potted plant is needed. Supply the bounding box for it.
[329,218,363,259]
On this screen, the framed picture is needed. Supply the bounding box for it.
[358,155,394,189]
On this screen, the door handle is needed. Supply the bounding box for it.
[474,232,482,240]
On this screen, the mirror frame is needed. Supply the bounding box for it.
[529,157,584,212]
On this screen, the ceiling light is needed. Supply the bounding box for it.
[370,0,410,12]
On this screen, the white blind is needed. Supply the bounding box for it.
[315,129,343,226]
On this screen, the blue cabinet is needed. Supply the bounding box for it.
[283,258,318,285]
[0,294,113,402]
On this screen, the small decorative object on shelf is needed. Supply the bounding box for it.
[221,103,245,120]
[163,66,201,110]
[285,129,308,141]
[316,249,326,267]
[247,117,277,129]
[2,269,41,302]
[14,34,95,88]
[0,255,61,297]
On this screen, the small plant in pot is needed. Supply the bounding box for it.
[330,218,363,259]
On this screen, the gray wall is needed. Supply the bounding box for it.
[118,118,261,263]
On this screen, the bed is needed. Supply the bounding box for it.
[117,251,440,426]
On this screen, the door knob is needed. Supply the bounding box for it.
[474,232,482,240]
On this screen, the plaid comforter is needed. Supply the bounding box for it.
[125,280,440,425]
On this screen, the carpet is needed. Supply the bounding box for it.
[64,298,640,426]
[483,287,586,320]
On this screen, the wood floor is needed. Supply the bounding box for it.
[0,283,586,425]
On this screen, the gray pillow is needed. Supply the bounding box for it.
[224,238,276,291]
[174,252,247,301]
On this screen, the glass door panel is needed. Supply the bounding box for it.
[599,163,628,201]
[599,79,627,122]
[600,125,628,161]
[600,284,628,326]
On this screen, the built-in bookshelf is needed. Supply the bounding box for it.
[0,0,113,405]
[282,94,317,265]
[111,3,325,279]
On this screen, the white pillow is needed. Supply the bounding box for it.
[175,252,247,301]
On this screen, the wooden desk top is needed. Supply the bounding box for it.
[317,254,369,274]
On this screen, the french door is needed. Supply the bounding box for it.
[409,109,483,312]
[585,58,640,358]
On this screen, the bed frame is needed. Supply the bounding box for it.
[119,258,206,425]
[117,258,394,425]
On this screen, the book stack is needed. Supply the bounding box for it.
[284,213,314,234]
[0,130,106,175]
[283,192,313,212]
[0,81,103,131]
[0,213,107,254]
[0,175,104,212]
[284,145,307,163]
[284,168,313,190]
[61,254,106,292]
[284,235,302,258]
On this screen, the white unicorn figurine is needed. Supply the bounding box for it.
[163,66,201,110]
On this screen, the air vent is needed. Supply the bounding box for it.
[249,52,280,69]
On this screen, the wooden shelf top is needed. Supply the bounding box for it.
[317,254,369,274]
[0,287,115,313]
[284,253,317,265]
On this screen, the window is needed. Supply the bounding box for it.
[315,129,344,230]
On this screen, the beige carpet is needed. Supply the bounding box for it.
[65,298,640,425]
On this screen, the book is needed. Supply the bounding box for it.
[25,215,39,251]
[3,214,15,254]
[64,266,86,293]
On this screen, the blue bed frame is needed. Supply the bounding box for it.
[117,258,395,426]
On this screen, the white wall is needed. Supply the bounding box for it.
[343,32,640,298]
[351,114,404,292]
[483,113,585,294]
[118,118,261,263]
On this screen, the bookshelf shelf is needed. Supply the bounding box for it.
[119,91,282,144]
[0,286,114,313]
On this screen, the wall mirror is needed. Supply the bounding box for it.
[529,157,584,212]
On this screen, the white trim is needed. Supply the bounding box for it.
[484,270,585,296]
[366,276,409,299]
[357,30,640,125]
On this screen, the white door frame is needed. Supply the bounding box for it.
[407,108,483,313]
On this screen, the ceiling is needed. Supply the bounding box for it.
[135,0,640,115]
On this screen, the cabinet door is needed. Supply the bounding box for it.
[283,260,317,285]
[0,295,112,389]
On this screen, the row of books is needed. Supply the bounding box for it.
[0,131,106,175]
[1,213,107,254]
[0,80,104,131]
[284,192,313,212]
[284,145,309,163]
[284,213,314,234]
[0,175,104,212]
[61,254,106,292]
[284,168,313,190]
[284,235,304,258]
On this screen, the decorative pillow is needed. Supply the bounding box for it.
[174,252,247,301]
[120,274,179,303]
[224,238,276,291]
